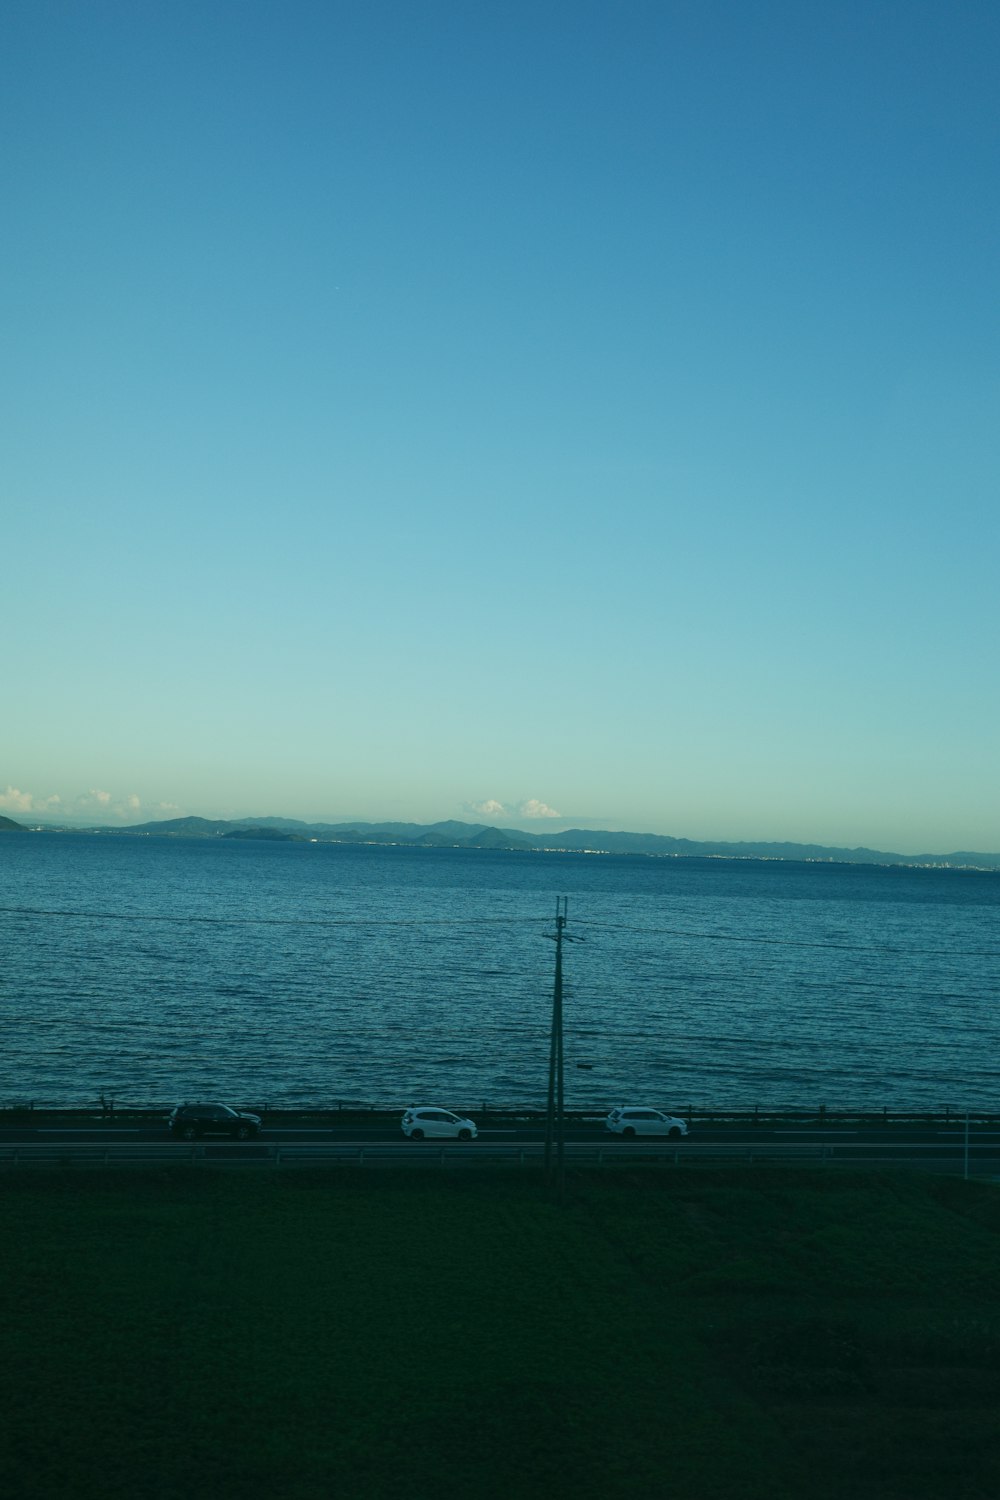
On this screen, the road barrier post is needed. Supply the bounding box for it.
[965,1112,970,1180]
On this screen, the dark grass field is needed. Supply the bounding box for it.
[2,1167,1000,1499]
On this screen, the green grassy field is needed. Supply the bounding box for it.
[3,1167,1000,1499]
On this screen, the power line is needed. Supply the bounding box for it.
[2,904,996,958]
[0,905,548,929]
[573,918,1000,958]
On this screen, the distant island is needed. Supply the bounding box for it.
[5,812,999,870]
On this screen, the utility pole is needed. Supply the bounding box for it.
[544,897,581,1201]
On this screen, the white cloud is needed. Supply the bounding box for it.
[0,788,62,816]
[0,785,37,813]
[465,797,562,822]
[518,799,561,819]
[468,798,510,819]
[70,788,150,822]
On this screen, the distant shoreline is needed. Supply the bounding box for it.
[4,819,1000,872]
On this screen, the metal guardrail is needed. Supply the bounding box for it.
[3,1139,1000,1175]
[0,1143,203,1168]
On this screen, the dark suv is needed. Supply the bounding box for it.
[168,1103,262,1140]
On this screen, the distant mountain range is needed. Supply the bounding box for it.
[5,812,999,869]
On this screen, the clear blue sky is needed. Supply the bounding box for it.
[3,1,998,853]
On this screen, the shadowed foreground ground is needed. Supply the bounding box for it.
[2,1168,999,1499]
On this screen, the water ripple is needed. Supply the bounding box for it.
[2,834,999,1110]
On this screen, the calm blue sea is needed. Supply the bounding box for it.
[1,831,999,1111]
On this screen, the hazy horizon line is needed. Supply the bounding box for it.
[10,808,1000,863]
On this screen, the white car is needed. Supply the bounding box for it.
[401,1107,478,1141]
[605,1106,688,1140]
